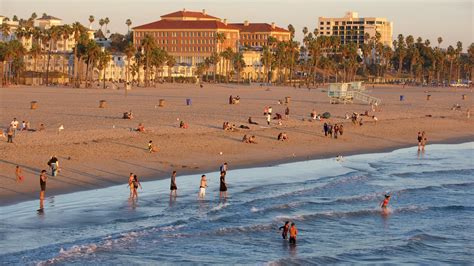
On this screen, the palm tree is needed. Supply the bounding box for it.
[134,49,143,86]
[1,20,11,41]
[221,47,234,82]
[209,52,219,82]
[60,24,72,81]
[151,47,167,86]
[455,41,463,81]
[71,22,86,87]
[126,19,132,35]
[215,32,226,81]
[104,17,110,37]
[395,34,406,77]
[166,55,176,82]
[29,43,41,83]
[124,43,136,85]
[99,18,105,34]
[141,34,156,87]
[88,15,95,29]
[447,45,456,84]
[82,40,100,87]
[232,51,245,83]
[261,45,273,83]
[97,49,111,89]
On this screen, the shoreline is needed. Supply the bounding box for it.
[1,84,473,206]
[2,136,472,207]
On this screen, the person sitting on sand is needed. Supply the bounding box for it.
[239,125,250,129]
[248,117,258,125]
[311,110,317,120]
[242,134,250,143]
[136,123,145,132]
[372,116,378,124]
[39,123,45,131]
[20,121,27,131]
[277,132,288,141]
[248,135,257,144]
[223,122,230,130]
[229,95,233,104]
[274,113,283,120]
[179,121,188,129]
[123,110,134,119]
[148,140,159,153]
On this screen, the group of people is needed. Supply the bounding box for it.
[417,131,428,151]
[229,95,240,105]
[279,221,298,244]
[323,123,344,139]
[4,118,44,143]
[242,134,257,144]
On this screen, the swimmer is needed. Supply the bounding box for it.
[336,155,344,162]
[279,221,290,239]
[289,223,298,245]
[198,175,207,199]
[380,194,391,209]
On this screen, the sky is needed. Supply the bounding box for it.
[1,0,473,50]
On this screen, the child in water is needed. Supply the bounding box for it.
[279,221,290,239]
[289,223,298,245]
[380,194,391,209]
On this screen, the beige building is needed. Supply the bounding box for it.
[230,21,290,48]
[318,11,393,47]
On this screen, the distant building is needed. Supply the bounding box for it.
[318,11,393,47]
[230,21,290,48]
[133,9,240,75]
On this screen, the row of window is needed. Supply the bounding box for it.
[135,31,237,39]
[160,46,216,53]
[319,20,386,26]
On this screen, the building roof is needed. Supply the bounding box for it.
[133,20,239,31]
[160,10,219,20]
[37,15,62,21]
[230,23,289,33]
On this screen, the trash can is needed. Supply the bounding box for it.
[462,94,467,100]
[400,95,404,101]
[30,101,38,110]
[285,96,291,104]
[99,100,107,108]
[186,98,192,106]
[159,99,165,107]
[427,95,431,100]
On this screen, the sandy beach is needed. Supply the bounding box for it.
[1,83,473,205]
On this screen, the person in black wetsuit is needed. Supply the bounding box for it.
[279,221,290,239]
[219,171,227,199]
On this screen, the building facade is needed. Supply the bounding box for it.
[230,21,291,48]
[318,11,393,47]
[133,9,240,70]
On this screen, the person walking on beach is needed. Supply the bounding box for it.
[266,113,271,126]
[279,221,290,239]
[47,156,60,177]
[285,107,290,119]
[219,171,228,199]
[198,175,207,199]
[323,123,329,137]
[15,166,24,183]
[170,171,178,197]
[10,118,19,136]
[421,131,427,151]
[7,126,14,143]
[289,223,298,245]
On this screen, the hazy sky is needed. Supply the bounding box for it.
[2,0,473,49]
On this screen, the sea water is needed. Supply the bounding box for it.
[0,143,473,264]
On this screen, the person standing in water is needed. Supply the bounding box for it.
[128,173,135,198]
[132,174,142,199]
[39,170,47,200]
[380,194,391,209]
[279,221,290,239]
[170,171,178,197]
[289,223,298,245]
[198,175,207,199]
[220,162,228,174]
[219,171,228,199]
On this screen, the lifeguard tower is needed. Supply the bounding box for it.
[328,82,381,105]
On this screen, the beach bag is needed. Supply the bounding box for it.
[322,112,331,119]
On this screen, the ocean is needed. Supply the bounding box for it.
[0,143,473,264]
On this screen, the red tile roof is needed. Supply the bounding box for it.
[161,10,219,20]
[133,20,239,30]
[230,23,290,33]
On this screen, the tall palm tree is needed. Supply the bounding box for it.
[261,45,273,83]
[446,45,456,84]
[221,47,234,82]
[99,18,105,34]
[209,52,219,82]
[395,34,406,77]
[232,51,245,83]
[88,15,95,29]
[71,22,86,87]
[166,55,176,82]
[455,41,463,81]
[60,24,72,81]
[97,49,111,89]
[215,32,226,81]
[124,43,136,85]
[126,19,132,35]
[141,34,156,87]
[29,43,41,81]
[437,37,443,48]
[104,17,110,37]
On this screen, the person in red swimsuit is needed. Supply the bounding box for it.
[380,194,391,209]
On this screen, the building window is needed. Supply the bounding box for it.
[320,22,324,25]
